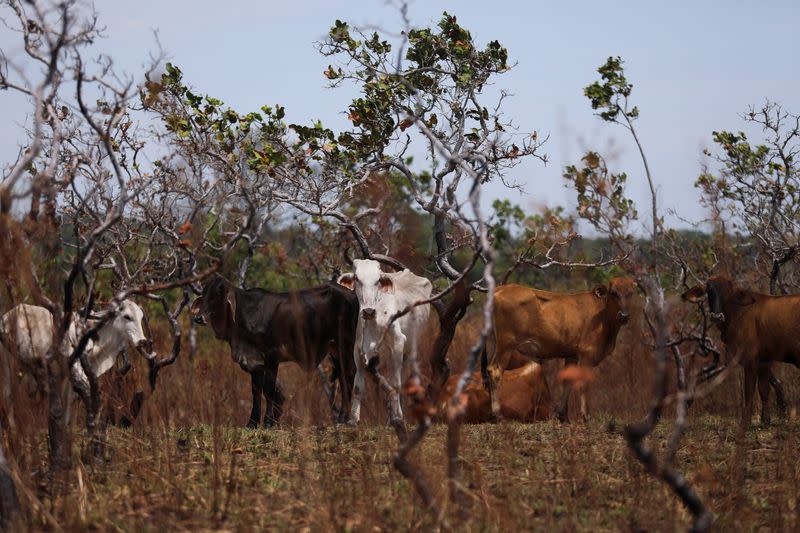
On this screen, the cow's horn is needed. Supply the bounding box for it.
[343,246,354,266]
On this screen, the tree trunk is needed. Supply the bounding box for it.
[0,422,19,532]
[46,356,71,472]
[428,279,472,392]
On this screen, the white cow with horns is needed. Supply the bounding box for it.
[338,259,432,424]
[0,300,153,397]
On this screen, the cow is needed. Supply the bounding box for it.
[438,362,551,423]
[682,276,798,426]
[337,259,432,425]
[0,300,152,399]
[190,274,359,428]
[482,277,638,422]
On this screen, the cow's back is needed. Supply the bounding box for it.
[390,269,432,340]
[1,304,54,365]
[439,363,551,423]
[244,283,359,369]
[494,285,603,361]
[733,295,800,364]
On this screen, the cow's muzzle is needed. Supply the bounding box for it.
[136,339,156,360]
[617,311,630,324]
[361,308,376,320]
[710,312,725,322]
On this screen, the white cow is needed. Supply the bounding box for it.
[338,259,432,424]
[0,300,152,395]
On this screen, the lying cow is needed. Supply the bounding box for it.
[438,362,551,423]
[191,274,358,427]
[682,276,798,426]
[482,277,638,422]
[338,259,432,425]
[0,300,152,399]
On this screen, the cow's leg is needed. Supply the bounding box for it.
[247,370,264,429]
[32,358,48,399]
[757,365,772,426]
[558,360,578,423]
[262,361,283,428]
[579,390,589,422]
[387,332,406,424]
[485,338,512,421]
[330,348,352,424]
[768,368,788,418]
[742,362,757,428]
[318,362,340,422]
[128,390,145,424]
[558,385,571,423]
[337,318,357,425]
[348,349,366,426]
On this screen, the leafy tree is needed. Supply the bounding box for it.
[698,102,800,294]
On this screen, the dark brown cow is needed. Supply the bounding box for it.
[683,276,797,426]
[482,277,638,421]
[438,362,551,423]
[191,274,358,427]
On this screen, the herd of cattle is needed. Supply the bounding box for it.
[1,259,798,428]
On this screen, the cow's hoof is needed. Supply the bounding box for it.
[345,418,359,427]
[245,420,258,430]
[488,412,503,424]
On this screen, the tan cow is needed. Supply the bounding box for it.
[439,362,551,423]
[683,276,799,426]
[482,277,638,421]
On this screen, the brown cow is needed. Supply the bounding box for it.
[438,362,551,423]
[683,276,797,426]
[482,277,638,422]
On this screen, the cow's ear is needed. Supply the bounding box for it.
[682,285,707,303]
[378,276,394,294]
[190,296,203,316]
[337,273,355,291]
[593,285,608,299]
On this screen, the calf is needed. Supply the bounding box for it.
[438,362,551,423]
[482,277,638,422]
[191,274,358,427]
[338,259,432,425]
[683,276,799,425]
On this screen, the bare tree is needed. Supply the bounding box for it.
[0,0,221,473]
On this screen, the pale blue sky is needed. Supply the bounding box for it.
[2,1,798,230]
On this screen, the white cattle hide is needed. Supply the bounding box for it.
[0,300,152,394]
[338,259,432,424]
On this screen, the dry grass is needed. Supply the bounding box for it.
[2,306,799,531]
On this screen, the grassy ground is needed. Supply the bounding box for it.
[5,311,800,531]
[13,415,799,532]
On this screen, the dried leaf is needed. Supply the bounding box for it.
[557,366,597,391]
